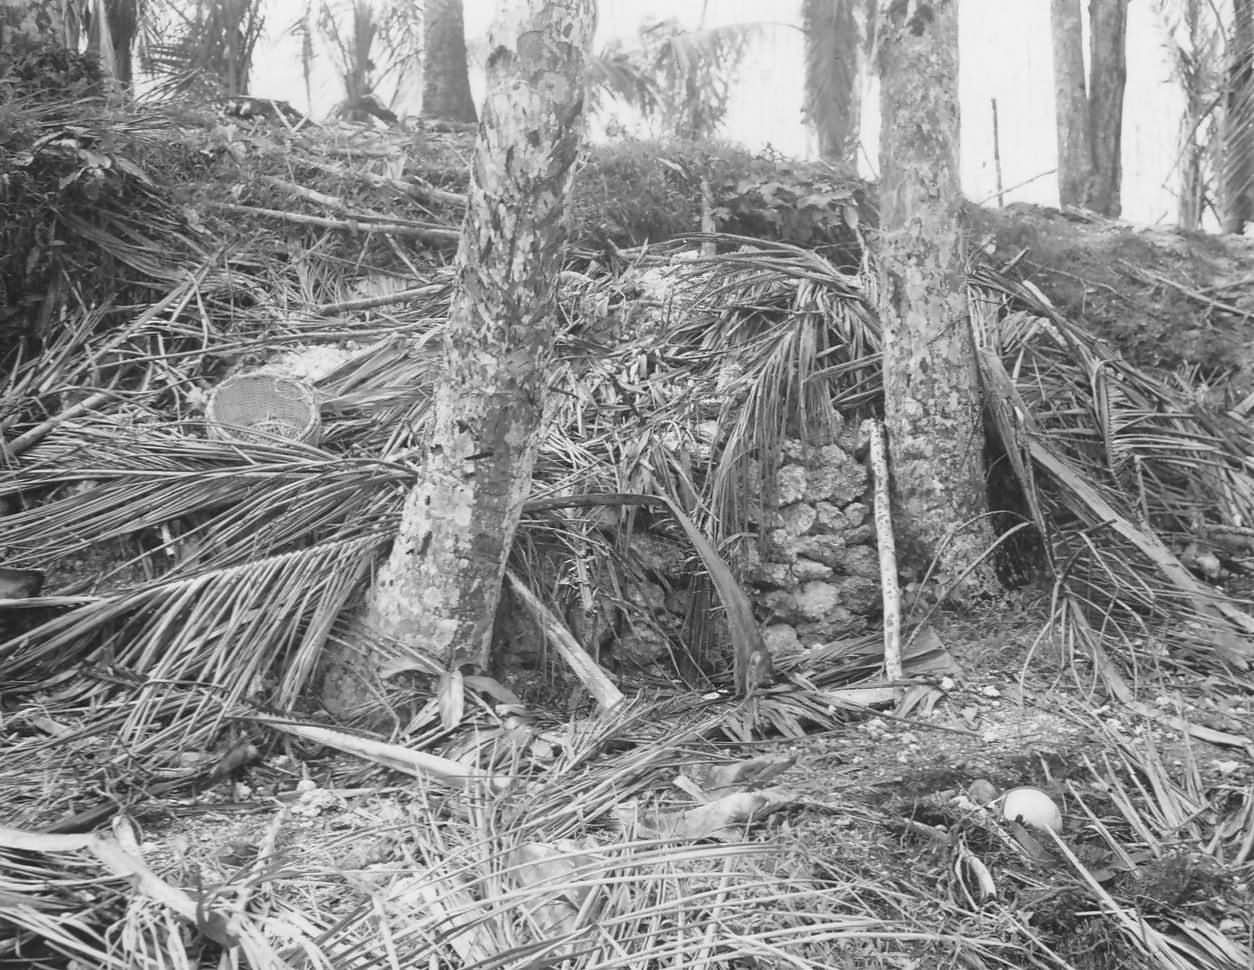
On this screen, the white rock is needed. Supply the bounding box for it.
[1001,787,1063,833]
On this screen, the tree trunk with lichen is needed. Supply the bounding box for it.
[877,0,997,601]
[321,0,596,711]
[422,0,477,123]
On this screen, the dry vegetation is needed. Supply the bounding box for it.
[0,88,1252,969]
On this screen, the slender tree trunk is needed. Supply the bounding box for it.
[1051,0,1093,207]
[1088,0,1128,216]
[1222,0,1254,233]
[328,0,595,703]
[877,0,997,601]
[804,0,862,167]
[1050,0,1126,216]
[83,0,136,86]
[1176,0,1205,231]
[108,0,136,86]
[422,0,477,123]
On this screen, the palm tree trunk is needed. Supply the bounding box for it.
[1088,0,1128,216]
[1051,0,1093,207]
[877,0,997,602]
[107,0,137,86]
[422,0,477,123]
[1176,0,1205,231]
[803,0,862,166]
[1222,0,1254,233]
[325,0,595,705]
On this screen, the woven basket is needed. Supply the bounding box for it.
[206,373,321,445]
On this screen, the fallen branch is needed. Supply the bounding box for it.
[638,787,797,841]
[205,202,460,243]
[311,281,452,316]
[505,570,624,710]
[4,390,115,458]
[255,715,511,790]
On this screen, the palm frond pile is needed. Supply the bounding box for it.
[972,269,1254,677]
[0,91,1252,970]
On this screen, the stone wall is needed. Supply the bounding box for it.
[740,437,880,654]
[494,435,881,685]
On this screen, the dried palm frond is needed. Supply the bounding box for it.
[973,271,1254,674]
[307,700,1015,970]
[665,238,880,540]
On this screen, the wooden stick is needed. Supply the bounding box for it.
[204,202,460,242]
[506,570,624,710]
[862,419,902,680]
[991,98,1005,206]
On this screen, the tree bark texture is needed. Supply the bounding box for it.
[803,0,862,166]
[877,0,996,599]
[365,0,595,671]
[422,0,478,123]
[1050,0,1093,208]
[1087,0,1128,217]
[1222,0,1254,233]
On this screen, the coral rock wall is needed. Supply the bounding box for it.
[742,438,880,651]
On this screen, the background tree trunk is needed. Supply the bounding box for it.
[107,0,137,86]
[422,0,477,123]
[1088,0,1129,216]
[803,0,862,166]
[1174,0,1206,231]
[877,0,997,601]
[345,0,595,691]
[1050,0,1126,216]
[1051,0,1093,207]
[1222,0,1254,233]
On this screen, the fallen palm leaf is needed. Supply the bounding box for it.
[252,715,510,790]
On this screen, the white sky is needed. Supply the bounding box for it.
[251,0,1183,225]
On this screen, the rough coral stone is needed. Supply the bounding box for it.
[762,623,801,655]
[778,502,817,537]
[842,501,869,526]
[776,463,807,505]
[813,500,845,533]
[790,533,847,567]
[747,561,794,589]
[764,528,793,559]
[843,545,882,580]
[796,608,864,642]
[843,525,875,545]
[760,589,799,622]
[805,445,867,505]
[836,575,880,613]
[792,557,834,581]
[794,581,841,620]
